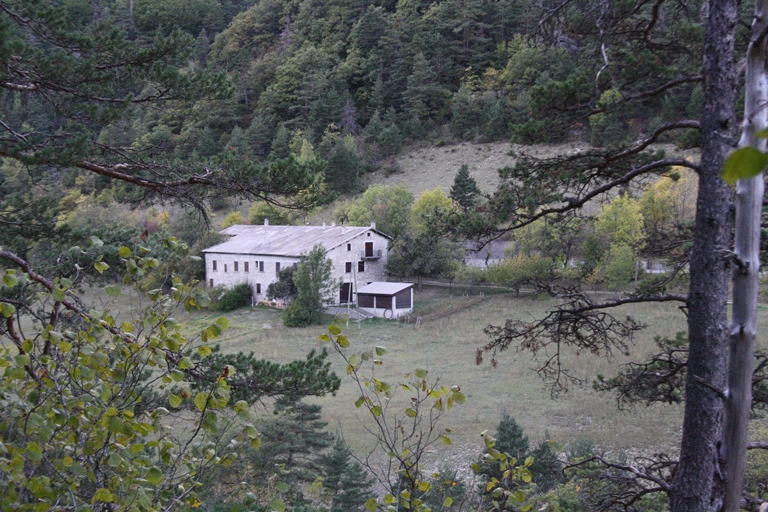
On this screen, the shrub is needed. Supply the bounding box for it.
[216,283,253,311]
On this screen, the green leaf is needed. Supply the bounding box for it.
[92,488,115,503]
[197,345,212,358]
[415,368,428,379]
[270,498,287,512]
[194,392,210,411]
[328,325,342,335]
[105,285,121,297]
[405,408,417,418]
[722,146,768,184]
[0,302,16,318]
[234,400,249,414]
[275,481,290,493]
[118,246,132,258]
[337,335,350,348]
[107,416,123,434]
[26,442,42,461]
[94,261,109,274]
[52,287,65,302]
[169,395,182,408]
[146,466,164,485]
[365,497,379,512]
[375,346,387,356]
[2,273,18,288]
[355,396,365,408]
[440,435,452,445]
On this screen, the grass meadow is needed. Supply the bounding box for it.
[52,282,768,477]
[175,285,755,475]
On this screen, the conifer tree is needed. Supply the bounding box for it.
[321,437,375,512]
[254,397,335,485]
[450,164,481,209]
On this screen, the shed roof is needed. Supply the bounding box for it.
[202,224,391,257]
[357,282,413,296]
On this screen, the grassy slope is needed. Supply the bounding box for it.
[180,286,699,476]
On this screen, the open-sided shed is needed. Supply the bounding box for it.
[356,282,414,319]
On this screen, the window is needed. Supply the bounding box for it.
[212,260,217,271]
[224,264,227,273]
[345,262,352,273]
[347,243,352,251]
[234,261,239,272]
[244,261,249,272]
[276,262,281,272]
[256,283,261,294]
[358,261,365,272]
[259,261,264,272]
[209,279,213,287]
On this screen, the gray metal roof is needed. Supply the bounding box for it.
[202,224,390,257]
[357,282,413,295]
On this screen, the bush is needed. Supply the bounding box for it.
[215,283,253,311]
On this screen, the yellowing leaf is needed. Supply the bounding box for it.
[92,488,115,503]
[722,146,768,184]
[2,273,18,288]
[365,497,378,512]
[194,392,210,411]
[169,395,182,408]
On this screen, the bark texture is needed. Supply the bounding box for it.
[670,0,738,510]
[722,0,767,508]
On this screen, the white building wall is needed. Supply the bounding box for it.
[327,231,389,301]
[205,252,300,300]
[204,229,390,304]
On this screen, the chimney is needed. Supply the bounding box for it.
[370,221,376,230]
[264,218,269,226]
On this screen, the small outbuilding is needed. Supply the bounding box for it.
[356,282,414,319]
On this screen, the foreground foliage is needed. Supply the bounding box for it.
[0,239,258,510]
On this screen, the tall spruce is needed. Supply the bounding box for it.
[320,437,375,512]
[450,164,481,209]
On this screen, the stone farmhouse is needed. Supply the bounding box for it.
[202,222,392,304]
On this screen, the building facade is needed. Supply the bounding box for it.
[202,222,391,304]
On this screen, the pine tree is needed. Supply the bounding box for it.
[255,397,335,485]
[320,438,375,512]
[449,164,481,209]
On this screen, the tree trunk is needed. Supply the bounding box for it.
[670,0,738,509]
[722,0,767,508]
